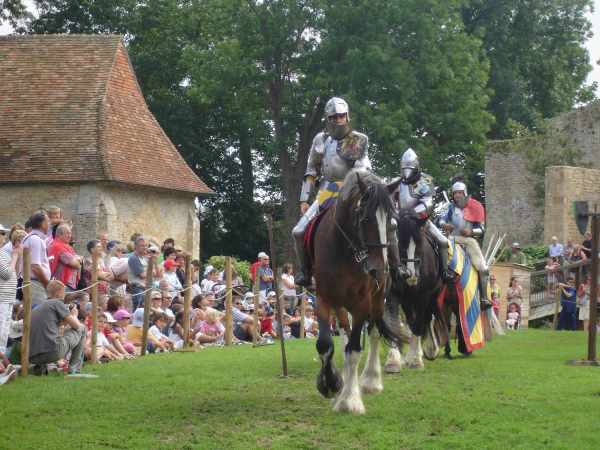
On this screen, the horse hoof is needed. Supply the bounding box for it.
[444,353,454,360]
[406,360,425,369]
[384,363,402,373]
[317,369,343,398]
[333,394,366,415]
[361,380,383,394]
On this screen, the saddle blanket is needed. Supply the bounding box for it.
[438,238,485,352]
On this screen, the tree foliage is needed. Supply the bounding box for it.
[9,0,596,260]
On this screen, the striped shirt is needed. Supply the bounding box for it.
[0,247,17,303]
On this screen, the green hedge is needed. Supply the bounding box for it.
[207,255,252,286]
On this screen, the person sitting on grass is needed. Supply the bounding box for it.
[126,308,161,353]
[86,313,124,362]
[148,313,175,352]
[103,312,135,359]
[29,280,86,375]
[196,309,225,345]
[112,309,136,356]
[169,312,190,350]
[233,317,255,343]
[258,308,277,339]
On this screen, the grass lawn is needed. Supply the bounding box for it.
[2,329,600,449]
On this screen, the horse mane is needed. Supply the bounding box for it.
[338,169,393,218]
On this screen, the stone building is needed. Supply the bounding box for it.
[485,101,600,246]
[0,35,212,257]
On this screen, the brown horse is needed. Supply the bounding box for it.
[311,169,408,414]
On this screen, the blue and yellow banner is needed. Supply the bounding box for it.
[446,238,485,351]
[316,181,344,211]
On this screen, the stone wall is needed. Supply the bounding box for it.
[0,182,199,258]
[484,149,543,246]
[544,166,600,243]
[485,100,600,246]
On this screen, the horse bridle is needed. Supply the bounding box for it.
[334,188,389,266]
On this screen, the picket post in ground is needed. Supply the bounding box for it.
[90,252,99,364]
[183,255,193,348]
[20,248,32,377]
[225,257,233,346]
[141,256,155,356]
[299,288,306,338]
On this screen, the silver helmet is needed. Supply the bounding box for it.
[451,181,468,208]
[325,97,351,140]
[400,147,420,182]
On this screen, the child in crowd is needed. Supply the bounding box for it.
[258,308,277,339]
[506,303,520,330]
[86,314,124,362]
[126,308,161,352]
[196,310,225,345]
[112,309,137,356]
[103,312,134,359]
[148,313,175,352]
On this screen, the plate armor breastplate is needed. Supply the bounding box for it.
[450,206,471,236]
[398,183,420,210]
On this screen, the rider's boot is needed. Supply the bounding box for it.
[439,245,453,282]
[478,270,491,308]
[293,233,312,287]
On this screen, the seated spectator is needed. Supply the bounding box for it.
[258,308,277,338]
[548,236,564,260]
[29,280,86,375]
[196,310,225,345]
[102,312,133,359]
[506,303,520,330]
[112,309,136,355]
[23,211,51,307]
[304,305,318,337]
[86,313,124,362]
[126,308,161,352]
[162,259,183,299]
[557,277,578,331]
[233,317,255,343]
[232,296,250,323]
[48,223,85,304]
[169,312,192,349]
[148,313,175,352]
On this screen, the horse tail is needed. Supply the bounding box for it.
[375,316,411,346]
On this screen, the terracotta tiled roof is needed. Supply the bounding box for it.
[0,34,212,195]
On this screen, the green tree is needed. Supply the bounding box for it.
[462,0,595,138]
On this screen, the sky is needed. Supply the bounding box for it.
[2,2,600,88]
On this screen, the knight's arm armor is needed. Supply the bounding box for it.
[299,133,326,202]
[351,134,371,171]
[413,174,434,219]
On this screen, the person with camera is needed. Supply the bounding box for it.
[29,280,86,375]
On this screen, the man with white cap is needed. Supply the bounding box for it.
[439,178,490,305]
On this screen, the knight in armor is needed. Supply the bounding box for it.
[292,97,376,287]
[390,148,452,281]
[439,181,490,305]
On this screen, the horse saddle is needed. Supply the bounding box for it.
[304,206,332,262]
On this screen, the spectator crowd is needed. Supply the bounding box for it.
[0,207,318,385]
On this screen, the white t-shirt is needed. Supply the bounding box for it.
[281,273,296,297]
[149,325,168,341]
[97,332,111,348]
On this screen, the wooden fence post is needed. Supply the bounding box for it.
[253,274,261,343]
[299,288,306,338]
[20,248,31,377]
[552,285,561,330]
[224,257,233,346]
[183,255,192,348]
[90,252,99,364]
[141,256,155,356]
